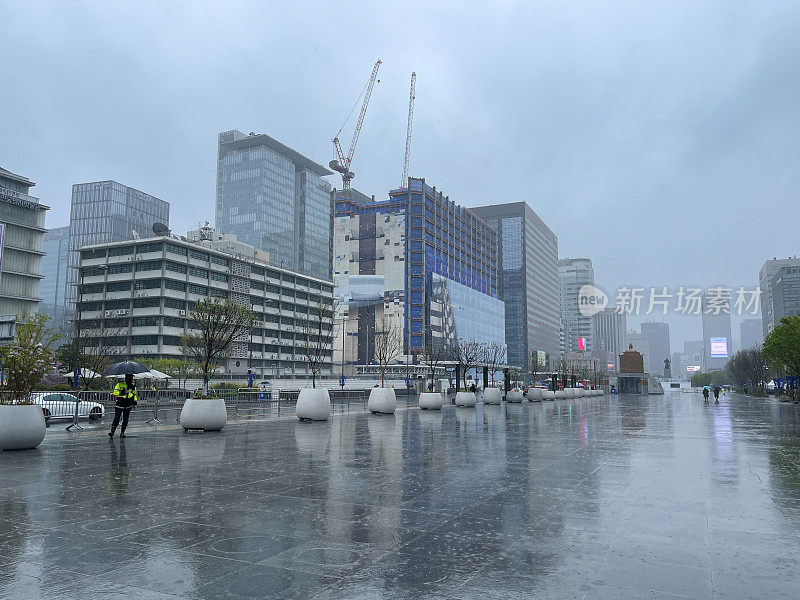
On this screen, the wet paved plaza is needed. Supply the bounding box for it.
[2,391,800,599]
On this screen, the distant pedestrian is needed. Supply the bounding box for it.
[702,387,710,402]
[470,383,476,393]
[109,374,138,438]
[713,386,720,403]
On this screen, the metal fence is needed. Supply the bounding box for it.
[1,386,418,430]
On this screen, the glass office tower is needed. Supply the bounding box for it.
[215,130,332,280]
[558,258,595,353]
[40,225,70,328]
[66,181,169,309]
[472,202,560,370]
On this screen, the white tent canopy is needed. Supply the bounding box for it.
[107,369,171,380]
[62,369,100,379]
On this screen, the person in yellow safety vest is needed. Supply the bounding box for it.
[109,373,138,438]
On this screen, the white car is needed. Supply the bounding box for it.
[31,392,105,422]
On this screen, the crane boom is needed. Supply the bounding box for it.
[331,59,382,190]
[401,72,416,187]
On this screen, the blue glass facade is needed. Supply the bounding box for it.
[216,131,332,280]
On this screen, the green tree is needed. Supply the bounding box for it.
[1,313,61,403]
[763,315,800,402]
[181,298,254,394]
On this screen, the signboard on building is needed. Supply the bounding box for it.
[709,337,728,358]
[0,222,5,289]
[686,365,701,372]
[577,337,587,351]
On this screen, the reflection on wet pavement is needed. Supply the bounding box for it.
[2,392,800,599]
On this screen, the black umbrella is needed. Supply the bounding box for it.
[104,361,149,377]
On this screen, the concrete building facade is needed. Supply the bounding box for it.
[216,130,332,280]
[75,229,334,379]
[471,202,560,370]
[739,318,763,350]
[640,321,671,376]
[67,181,170,312]
[759,257,800,338]
[0,166,49,340]
[592,308,627,371]
[701,289,733,372]
[770,266,800,327]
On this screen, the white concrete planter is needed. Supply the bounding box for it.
[542,390,556,400]
[368,387,397,414]
[528,388,543,402]
[565,388,576,398]
[179,397,227,431]
[554,390,567,399]
[455,391,477,407]
[483,388,502,405]
[0,404,46,451]
[506,390,524,403]
[418,392,444,410]
[575,389,585,397]
[296,388,331,421]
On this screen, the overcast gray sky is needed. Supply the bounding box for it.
[2,1,798,349]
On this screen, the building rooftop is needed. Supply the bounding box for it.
[220,131,332,177]
[0,166,35,188]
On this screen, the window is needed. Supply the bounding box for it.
[210,254,229,267]
[210,272,228,283]
[283,274,295,284]
[131,335,158,346]
[105,299,130,310]
[163,316,184,328]
[164,298,185,309]
[251,295,263,306]
[107,263,132,275]
[166,243,188,256]
[104,337,128,347]
[189,266,208,278]
[81,248,106,260]
[188,283,208,296]
[189,249,208,261]
[281,288,294,298]
[136,242,163,254]
[82,266,107,277]
[78,301,102,311]
[106,281,131,293]
[266,283,280,294]
[135,260,162,272]
[133,297,160,308]
[210,288,227,298]
[109,245,134,257]
[162,335,181,346]
[266,269,280,280]
[251,265,264,276]
[104,318,129,328]
[164,279,186,291]
[135,279,161,290]
[133,316,159,327]
[250,280,264,291]
[165,261,187,274]
[81,283,104,294]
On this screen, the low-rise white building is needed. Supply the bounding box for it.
[75,226,334,379]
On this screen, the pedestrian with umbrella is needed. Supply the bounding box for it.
[105,361,148,438]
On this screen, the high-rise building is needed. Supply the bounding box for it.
[770,266,800,327]
[739,318,763,350]
[626,330,650,373]
[759,257,800,338]
[40,225,70,331]
[558,258,594,353]
[471,202,559,370]
[0,166,49,341]
[66,181,170,313]
[215,130,332,280]
[701,289,733,371]
[640,321,671,375]
[331,178,503,371]
[592,308,627,371]
[74,227,334,379]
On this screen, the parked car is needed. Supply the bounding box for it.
[30,392,104,423]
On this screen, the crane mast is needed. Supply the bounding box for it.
[330,59,382,190]
[401,72,416,188]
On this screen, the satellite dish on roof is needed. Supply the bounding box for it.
[152,222,170,236]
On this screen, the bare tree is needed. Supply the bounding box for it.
[300,297,336,388]
[57,328,127,389]
[373,315,403,387]
[528,350,542,387]
[483,342,506,387]
[420,339,449,392]
[181,298,254,394]
[455,338,482,391]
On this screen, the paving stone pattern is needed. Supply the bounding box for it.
[2,392,800,599]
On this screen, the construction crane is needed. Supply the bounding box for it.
[330,59,382,191]
[401,72,416,188]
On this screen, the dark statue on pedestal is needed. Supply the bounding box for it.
[664,358,672,378]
